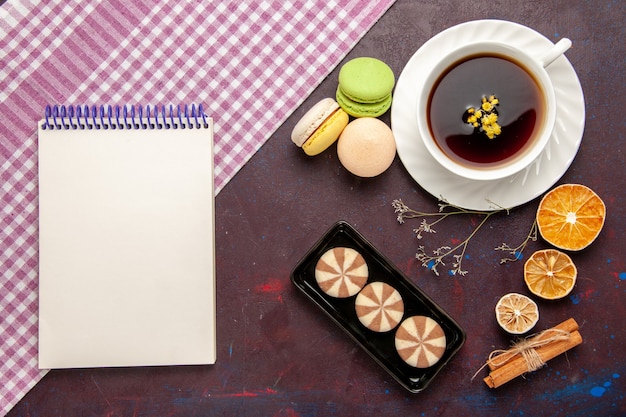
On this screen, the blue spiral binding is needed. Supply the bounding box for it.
[42,104,209,130]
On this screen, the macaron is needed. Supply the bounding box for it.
[337,117,396,177]
[336,57,395,118]
[336,89,392,118]
[291,98,349,156]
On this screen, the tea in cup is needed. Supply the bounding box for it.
[417,38,571,181]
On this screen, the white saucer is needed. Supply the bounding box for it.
[391,19,585,211]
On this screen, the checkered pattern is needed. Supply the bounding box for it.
[0,0,395,414]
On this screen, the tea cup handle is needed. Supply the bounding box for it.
[539,38,572,68]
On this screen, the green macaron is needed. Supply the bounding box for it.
[336,87,393,118]
[336,57,395,117]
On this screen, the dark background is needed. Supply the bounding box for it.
[9,0,625,415]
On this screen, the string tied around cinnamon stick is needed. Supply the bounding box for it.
[473,318,583,388]
[488,328,571,372]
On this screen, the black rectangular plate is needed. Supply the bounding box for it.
[291,221,466,393]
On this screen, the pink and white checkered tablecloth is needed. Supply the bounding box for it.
[0,0,395,414]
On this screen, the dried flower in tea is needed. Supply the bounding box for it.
[464,95,501,139]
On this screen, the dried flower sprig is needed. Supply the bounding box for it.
[495,219,538,264]
[392,198,507,276]
[464,95,501,139]
[393,198,539,275]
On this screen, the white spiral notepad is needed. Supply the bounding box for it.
[38,104,216,369]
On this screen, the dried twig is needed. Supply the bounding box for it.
[392,197,534,275]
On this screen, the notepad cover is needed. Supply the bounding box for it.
[38,119,216,369]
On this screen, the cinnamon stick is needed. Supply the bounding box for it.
[488,317,579,371]
[483,318,582,389]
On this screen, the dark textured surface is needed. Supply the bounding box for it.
[9,0,625,415]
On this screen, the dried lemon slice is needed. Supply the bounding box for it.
[495,293,539,334]
[524,249,577,300]
[536,184,606,251]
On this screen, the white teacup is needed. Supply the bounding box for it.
[416,38,571,181]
